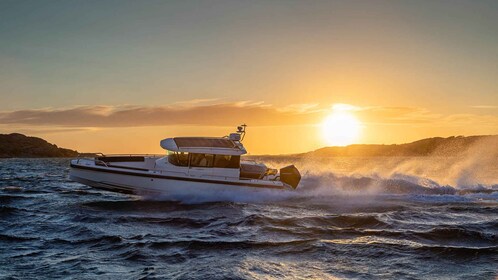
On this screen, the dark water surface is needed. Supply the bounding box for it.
[0,158,497,279]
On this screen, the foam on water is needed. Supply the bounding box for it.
[231,137,498,205]
[147,157,497,204]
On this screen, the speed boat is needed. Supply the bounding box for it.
[69,125,301,197]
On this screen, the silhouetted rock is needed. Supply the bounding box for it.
[0,133,78,158]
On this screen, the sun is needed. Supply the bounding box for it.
[322,109,361,146]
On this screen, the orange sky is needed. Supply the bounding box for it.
[0,1,497,154]
[1,101,497,154]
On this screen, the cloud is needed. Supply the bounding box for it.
[470,105,498,109]
[0,102,324,128]
[0,102,497,131]
[0,127,91,134]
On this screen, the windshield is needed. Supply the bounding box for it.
[167,151,189,166]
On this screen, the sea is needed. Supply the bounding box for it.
[0,156,497,279]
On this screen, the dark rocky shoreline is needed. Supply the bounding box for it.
[0,133,78,158]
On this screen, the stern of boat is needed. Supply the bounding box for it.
[279,165,301,189]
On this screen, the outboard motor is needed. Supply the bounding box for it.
[279,165,301,189]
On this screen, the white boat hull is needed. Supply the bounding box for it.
[69,160,291,201]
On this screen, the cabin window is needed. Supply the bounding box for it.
[167,151,189,167]
[187,154,240,168]
[190,153,214,168]
[213,155,240,168]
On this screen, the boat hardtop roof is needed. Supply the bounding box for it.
[160,137,247,155]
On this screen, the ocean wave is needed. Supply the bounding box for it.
[410,226,498,246]
[114,216,214,228]
[0,234,38,242]
[147,239,314,251]
[49,235,123,246]
[227,214,389,230]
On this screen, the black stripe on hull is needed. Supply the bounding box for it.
[70,163,287,190]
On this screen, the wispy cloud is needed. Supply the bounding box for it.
[0,102,323,128]
[470,105,498,109]
[0,102,497,130]
[171,98,222,107]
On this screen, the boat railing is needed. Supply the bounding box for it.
[95,159,109,167]
[74,157,191,176]
[77,153,163,158]
[75,154,162,165]
[76,152,104,158]
[74,157,109,166]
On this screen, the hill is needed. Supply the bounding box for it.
[302,135,498,157]
[0,133,78,158]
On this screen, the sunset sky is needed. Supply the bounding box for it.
[0,0,497,154]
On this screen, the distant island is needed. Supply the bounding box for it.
[0,133,78,158]
[1,133,497,158]
[301,135,498,157]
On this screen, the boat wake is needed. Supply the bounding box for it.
[215,137,498,205]
[145,169,497,204]
[149,147,497,203]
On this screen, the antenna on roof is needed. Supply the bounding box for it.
[238,124,247,141]
[229,124,247,142]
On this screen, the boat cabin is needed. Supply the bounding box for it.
[159,136,253,178]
